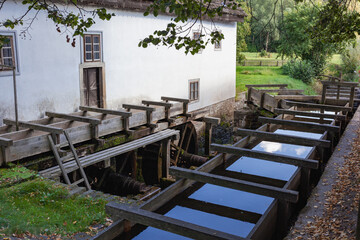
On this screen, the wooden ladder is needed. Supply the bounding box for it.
[47,130,91,190]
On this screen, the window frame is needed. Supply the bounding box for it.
[82,32,103,63]
[0,31,19,77]
[189,79,200,102]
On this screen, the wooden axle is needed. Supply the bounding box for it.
[258,117,340,133]
[169,166,299,203]
[211,144,318,169]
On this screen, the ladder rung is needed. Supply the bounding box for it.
[71,178,85,186]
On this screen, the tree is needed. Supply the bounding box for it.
[0,0,245,54]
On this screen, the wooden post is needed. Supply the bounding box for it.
[349,86,355,109]
[131,151,137,179]
[204,122,212,156]
[160,139,171,179]
[321,85,327,104]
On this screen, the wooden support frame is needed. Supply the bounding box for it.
[258,116,340,133]
[161,96,190,117]
[106,202,246,240]
[122,104,156,129]
[201,116,220,155]
[321,81,359,87]
[211,144,318,169]
[169,166,299,203]
[0,136,14,147]
[3,119,64,135]
[160,138,171,179]
[274,108,346,121]
[257,89,304,94]
[142,100,173,121]
[79,106,132,118]
[234,128,331,148]
[284,101,352,112]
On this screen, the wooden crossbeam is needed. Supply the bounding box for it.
[169,166,299,203]
[0,137,13,146]
[257,89,304,94]
[161,96,190,103]
[285,101,352,111]
[258,117,340,133]
[45,112,101,125]
[79,106,132,118]
[234,128,330,148]
[274,95,321,101]
[201,116,221,125]
[122,104,155,112]
[178,198,262,224]
[142,100,173,108]
[3,119,64,134]
[274,108,346,121]
[106,202,246,240]
[321,81,359,87]
[211,144,318,169]
[245,84,288,88]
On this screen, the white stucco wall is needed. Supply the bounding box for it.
[0,0,237,123]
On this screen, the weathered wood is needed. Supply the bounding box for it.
[169,166,299,203]
[211,144,318,169]
[258,117,340,133]
[122,104,155,112]
[234,128,330,148]
[3,119,64,134]
[160,96,190,103]
[0,137,13,146]
[321,81,359,87]
[106,202,246,240]
[274,108,346,121]
[142,100,173,108]
[161,138,171,179]
[274,95,321,101]
[178,198,262,224]
[245,84,288,88]
[79,106,132,118]
[284,101,352,111]
[202,116,221,125]
[45,112,101,125]
[205,122,212,156]
[257,89,304,94]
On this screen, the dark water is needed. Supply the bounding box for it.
[132,129,323,239]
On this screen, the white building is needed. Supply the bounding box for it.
[0,0,245,124]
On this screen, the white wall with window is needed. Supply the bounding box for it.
[0,1,236,123]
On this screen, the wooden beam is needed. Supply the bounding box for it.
[122,104,155,112]
[169,167,299,203]
[3,119,64,134]
[234,128,330,148]
[201,116,221,125]
[211,144,318,169]
[0,137,13,146]
[142,100,173,108]
[79,106,132,118]
[274,95,321,101]
[161,96,190,103]
[274,108,346,121]
[45,112,101,125]
[285,101,352,111]
[258,117,340,133]
[321,81,359,87]
[178,198,262,224]
[106,202,246,240]
[258,89,304,94]
[245,84,288,88]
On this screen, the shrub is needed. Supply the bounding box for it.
[237,53,246,64]
[341,42,360,81]
[282,60,315,84]
[259,50,267,57]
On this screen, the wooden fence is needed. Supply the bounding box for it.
[241,60,288,67]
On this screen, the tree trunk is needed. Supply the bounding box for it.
[265,32,269,52]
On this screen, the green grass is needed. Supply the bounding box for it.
[236,66,317,97]
[0,166,37,188]
[330,54,342,65]
[0,177,108,237]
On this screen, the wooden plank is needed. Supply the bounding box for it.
[169,166,299,203]
[142,100,173,108]
[45,112,101,125]
[321,81,359,87]
[3,119,64,134]
[284,101,352,111]
[122,104,155,112]
[79,106,132,118]
[258,116,340,133]
[258,89,304,94]
[274,108,346,121]
[245,84,288,88]
[106,202,246,240]
[274,95,321,101]
[161,96,190,103]
[234,128,330,148]
[211,144,318,169]
[178,198,262,224]
[0,137,13,146]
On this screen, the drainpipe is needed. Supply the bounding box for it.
[1,64,18,131]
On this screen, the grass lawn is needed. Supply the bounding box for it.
[236,66,317,97]
[0,166,110,238]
